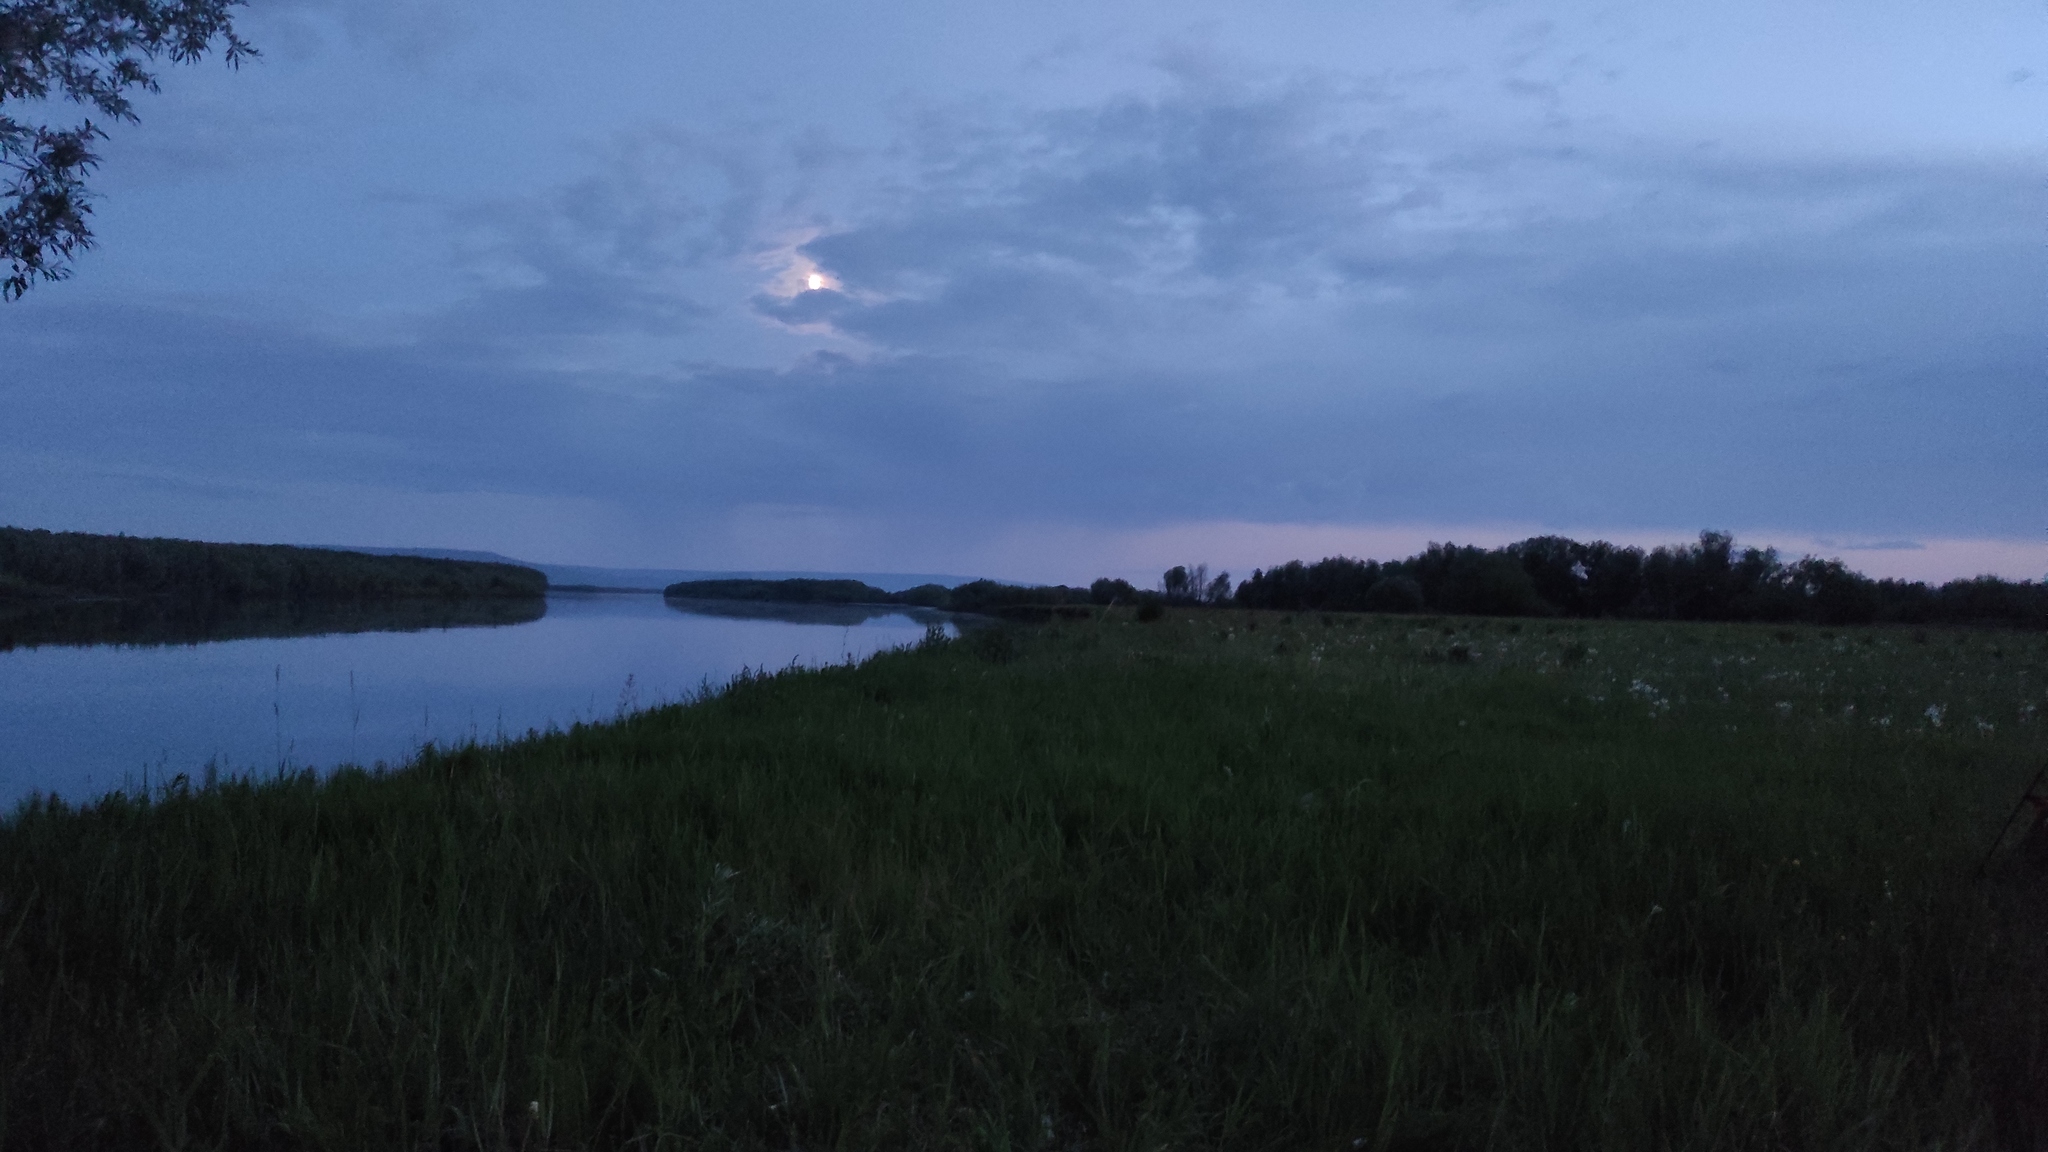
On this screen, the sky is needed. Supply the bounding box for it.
[2,0,2043,585]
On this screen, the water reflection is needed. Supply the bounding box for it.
[662,596,949,628]
[0,597,546,652]
[0,592,949,807]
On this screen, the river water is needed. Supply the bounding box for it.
[0,593,950,808]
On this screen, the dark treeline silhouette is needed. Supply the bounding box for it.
[0,527,548,605]
[0,595,545,653]
[1089,564,1232,608]
[929,579,1092,616]
[665,577,1095,620]
[1233,531,2047,628]
[669,530,2045,630]
[663,578,894,605]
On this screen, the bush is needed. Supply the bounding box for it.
[896,584,953,609]
[1090,578,1139,606]
[1431,550,1553,617]
[1360,576,1425,614]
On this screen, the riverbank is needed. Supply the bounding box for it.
[3,610,2044,1148]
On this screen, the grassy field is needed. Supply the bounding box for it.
[3,610,2046,1149]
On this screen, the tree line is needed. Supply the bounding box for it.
[1227,532,2046,627]
[665,577,1100,620]
[0,527,547,605]
[665,531,2046,630]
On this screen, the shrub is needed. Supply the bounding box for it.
[1361,576,1425,614]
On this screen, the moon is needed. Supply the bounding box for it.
[806,273,826,291]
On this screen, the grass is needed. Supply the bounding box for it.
[3,610,2047,1149]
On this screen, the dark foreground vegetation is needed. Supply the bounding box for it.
[0,526,547,610]
[5,610,2048,1148]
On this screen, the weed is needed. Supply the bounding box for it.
[2,613,2044,1148]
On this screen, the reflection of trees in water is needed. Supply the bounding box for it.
[0,597,547,652]
[662,597,953,629]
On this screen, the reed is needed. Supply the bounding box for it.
[3,611,2044,1149]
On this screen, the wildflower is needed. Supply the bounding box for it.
[1924,704,1944,728]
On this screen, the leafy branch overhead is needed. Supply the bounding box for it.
[0,0,251,300]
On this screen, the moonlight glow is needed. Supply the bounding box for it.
[806,273,826,291]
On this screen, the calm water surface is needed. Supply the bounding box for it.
[1,593,950,807]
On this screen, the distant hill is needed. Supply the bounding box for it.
[328,547,981,594]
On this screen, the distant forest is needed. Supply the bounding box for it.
[0,527,547,605]
[1218,532,2045,628]
[670,531,2044,630]
[664,577,1097,619]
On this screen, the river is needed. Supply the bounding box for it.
[0,592,950,808]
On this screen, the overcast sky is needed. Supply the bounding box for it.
[2,0,2042,583]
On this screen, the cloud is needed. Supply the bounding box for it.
[758,69,2039,406]
[3,58,2042,574]
[751,288,856,328]
[252,0,475,67]
[784,74,1407,361]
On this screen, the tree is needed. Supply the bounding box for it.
[1203,568,1232,604]
[1162,565,1194,603]
[1,0,252,299]
[1161,563,1231,605]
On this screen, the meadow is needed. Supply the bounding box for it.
[2,609,2045,1150]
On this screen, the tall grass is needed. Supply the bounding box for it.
[3,611,2045,1149]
